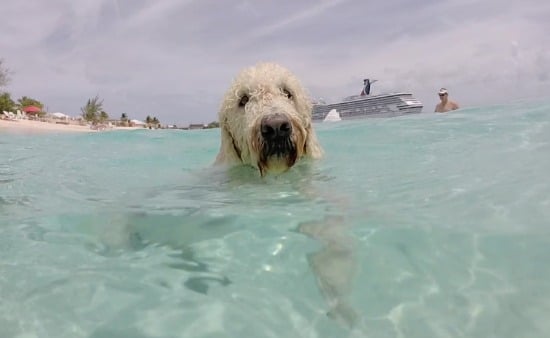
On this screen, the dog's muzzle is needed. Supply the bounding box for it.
[260,113,295,155]
[258,113,298,173]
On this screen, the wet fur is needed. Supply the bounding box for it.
[215,62,323,175]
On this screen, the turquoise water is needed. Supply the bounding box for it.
[1,101,550,338]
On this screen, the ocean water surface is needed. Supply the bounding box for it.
[1,100,550,338]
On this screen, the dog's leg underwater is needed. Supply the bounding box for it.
[298,215,361,329]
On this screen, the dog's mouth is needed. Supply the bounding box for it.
[256,113,298,176]
[258,137,298,175]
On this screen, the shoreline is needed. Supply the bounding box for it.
[0,119,143,134]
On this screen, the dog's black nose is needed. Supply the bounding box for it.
[261,114,292,140]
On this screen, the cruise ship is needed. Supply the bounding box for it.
[312,79,423,121]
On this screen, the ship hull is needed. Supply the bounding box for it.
[312,93,423,121]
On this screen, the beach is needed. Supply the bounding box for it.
[0,118,142,133]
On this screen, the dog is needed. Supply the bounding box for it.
[213,63,361,329]
[215,62,323,176]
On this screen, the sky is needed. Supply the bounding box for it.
[1,0,549,125]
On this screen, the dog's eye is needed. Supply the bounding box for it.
[283,89,293,100]
[238,95,249,107]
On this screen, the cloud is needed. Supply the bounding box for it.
[1,0,549,124]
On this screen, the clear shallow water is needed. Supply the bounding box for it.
[1,100,550,338]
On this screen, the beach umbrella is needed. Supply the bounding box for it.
[52,112,69,119]
[131,119,146,125]
[23,106,42,114]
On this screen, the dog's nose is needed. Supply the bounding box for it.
[261,114,292,140]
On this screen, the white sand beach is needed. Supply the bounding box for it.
[0,119,142,134]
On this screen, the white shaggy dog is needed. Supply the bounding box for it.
[214,63,361,329]
[215,62,323,176]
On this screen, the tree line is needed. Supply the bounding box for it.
[1,59,161,126]
[1,59,46,115]
[1,59,222,129]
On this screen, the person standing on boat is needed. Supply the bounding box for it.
[434,88,460,112]
[360,78,377,95]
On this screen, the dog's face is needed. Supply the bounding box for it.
[217,63,321,176]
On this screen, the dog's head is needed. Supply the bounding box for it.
[216,62,323,176]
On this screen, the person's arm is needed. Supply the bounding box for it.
[434,104,441,112]
[452,101,460,110]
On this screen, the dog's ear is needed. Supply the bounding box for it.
[215,124,242,165]
[304,125,323,159]
[292,87,323,159]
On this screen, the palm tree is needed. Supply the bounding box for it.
[0,92,15,112]
[118,113,128,126]
[17,96,44,110]
[99,111,109,123]
[148,116,160,129]
[81,95,103,123]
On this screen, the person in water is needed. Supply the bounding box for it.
[434,88,460,112]
[361,78,377,95]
